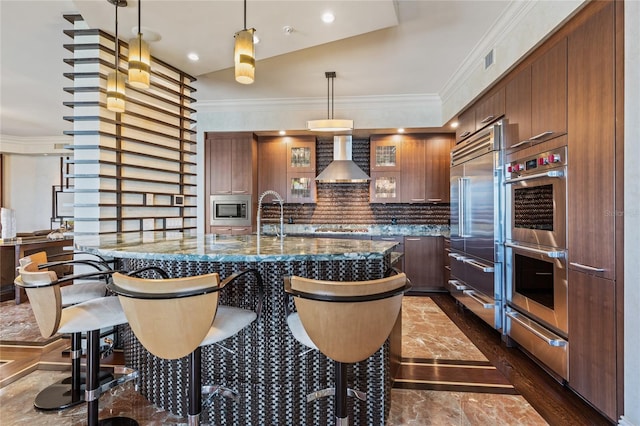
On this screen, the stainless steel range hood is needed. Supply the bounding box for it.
[315,136,370,183]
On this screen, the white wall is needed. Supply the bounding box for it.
[622,2,640,425]
[2,154,65,233]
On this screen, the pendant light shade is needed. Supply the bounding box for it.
[106,0,127,113]
[234,28,255,84]
[106,72,126,112]
[306,71,354,132]
[128,0,150,88]
[234,0,255,84]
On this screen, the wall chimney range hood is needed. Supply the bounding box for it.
[315,136,370,183]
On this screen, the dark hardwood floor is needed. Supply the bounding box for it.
[429,293,614,426]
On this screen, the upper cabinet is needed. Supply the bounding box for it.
[505,38,567,150]
[370,134,453,204]
[206,133,257,195]
[456,87,505,143]
[258,136,317,204]
[474,87,505,131]
[370,137,402,172]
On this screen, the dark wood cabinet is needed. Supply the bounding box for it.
[531,37,567,144]
[567,3,615,281]
[400,137,426,203]
[370,136,403,203]
[206,133,256,195]
[505,38,567,151]
[474,87,505,131]
[370,136,402,172]
[424,135,454,203]
[403,236,444,291]
[258,137,288,202]
[505,66,532,149]
[456,108,475,143]
[566,2,620,421]
[369,134,452,204]
[258,136,317,204]
[568,270,617,420]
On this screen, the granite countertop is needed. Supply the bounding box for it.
[74,231,399,263]
[262,223,450,237]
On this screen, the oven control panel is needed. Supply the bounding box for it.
[506,146,567,177]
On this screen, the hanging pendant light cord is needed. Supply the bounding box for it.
[243,0,247,30]
[114,1,119,76]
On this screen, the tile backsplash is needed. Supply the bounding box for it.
[260,138,450,225]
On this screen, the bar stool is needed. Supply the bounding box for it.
[15,261,139,426]
[18,251,113,411]
[109,268,263,426]
[284,272,410,426]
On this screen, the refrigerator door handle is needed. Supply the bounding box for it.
[459,177,471,238]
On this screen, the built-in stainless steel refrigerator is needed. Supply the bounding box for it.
[447,120,505,331]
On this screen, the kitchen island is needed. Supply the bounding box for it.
[75,231,400,425]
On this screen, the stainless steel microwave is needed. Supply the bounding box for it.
[210,194,252,226]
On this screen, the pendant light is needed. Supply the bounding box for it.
[306,71,353,132]
[234,0,255,84]
[106,0,127,113]
[128,0,150,88]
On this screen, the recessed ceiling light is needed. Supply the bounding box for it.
[450,121,459,129]
[397,128,405,133]
[322,12,335,23]
[187,52,199,61]
[279,130,286,136]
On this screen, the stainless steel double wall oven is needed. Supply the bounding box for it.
[504,143,569,380]
[448,121,505,332]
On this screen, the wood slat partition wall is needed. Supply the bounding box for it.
[62,14,197,235]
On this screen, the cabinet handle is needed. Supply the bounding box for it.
[448,280,467,291]
[406,238,421,241]
[215,190,232,194]
[232,190,248,194]
[510,140,530,149]
[506,311,567,347]
[463,290,495,309]
[410,198,425,202]
[459,131,471,138]
[427,198,442,202]
[529,131,554,141]
[463,258,494,273]
[569,262,606,273]
[479,115,495,124]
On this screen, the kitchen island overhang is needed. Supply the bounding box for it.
[75,232,401,425]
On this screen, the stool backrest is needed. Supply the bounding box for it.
[111,272,221,360]
[287,273,408,363]
[16,261,62,338]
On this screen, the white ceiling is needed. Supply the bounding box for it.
[0,0,513,139]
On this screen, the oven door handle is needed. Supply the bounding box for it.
[506,311,567,347]
[505,170,564,184]
[463,290,494,309]
[505,242,565,258]
[463,258,494,273]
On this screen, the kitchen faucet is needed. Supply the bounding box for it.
[257,190,284,239]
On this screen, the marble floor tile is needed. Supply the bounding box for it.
[401,296,487,361]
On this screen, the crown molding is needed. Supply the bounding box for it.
[196,93,440,113]
[0,135,72,155]
[439,0,586,122]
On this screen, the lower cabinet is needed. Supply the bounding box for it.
[568,269,618,420]
[403,236,444,291]
[209,226,252,235]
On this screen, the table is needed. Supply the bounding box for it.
[76,231,401,425]
[0,236,73,303]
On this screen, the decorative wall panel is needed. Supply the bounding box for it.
[62,14,197,235]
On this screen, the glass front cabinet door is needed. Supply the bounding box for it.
[370,171,401,203]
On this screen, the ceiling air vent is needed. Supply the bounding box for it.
[484,49,495,70]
